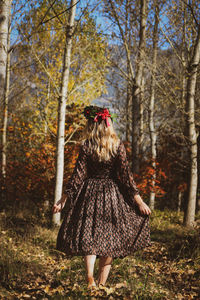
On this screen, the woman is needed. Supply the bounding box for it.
[53,105,151,288]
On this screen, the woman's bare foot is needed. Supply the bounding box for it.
[86,276,96,288]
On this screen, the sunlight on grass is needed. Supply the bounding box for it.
[0,209,199,299]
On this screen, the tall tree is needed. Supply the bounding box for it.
[0,0,11,86]
[177,0,187,213]
[53,0,77,225]
[184,24,200,227]
[149,0,159,210]
[132,0,148,173]
[1,18,10,179]
[0,0,12,180]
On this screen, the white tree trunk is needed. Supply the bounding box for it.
[177,190,182,213]
[44,79,50,136]
[1,0,11,180]
[53,0,77,226]
[132,0,148,173]
[0,0,10,87]
[139,77,144,159]
[2,29,10,179]
[126,62,131,143]
[149,0,159,210]
[126,78,131,142]
[181,0,186,108]
[184,25,200,227]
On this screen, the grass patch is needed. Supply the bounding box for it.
[150,209,200,263]
[0,209,199,299]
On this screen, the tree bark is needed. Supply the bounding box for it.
[1,0,11,182]
[44,79,50,136]
[0,0,10,88]
[184,25,200,227]
[177,190,182,213]
[149,0,159,210]
[2,25,10,179]
[139,77,144,155]
[126,62,132,143]
[125,5,131,143]
[197,132,200,212]
[181,0,187,108]
[53,0,77,226]
[179,0,187,214]
[132,0,148,173]
[132,83,140,173]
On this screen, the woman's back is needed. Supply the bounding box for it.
[82,139,120,180]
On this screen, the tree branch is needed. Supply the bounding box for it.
[40,0,81,26]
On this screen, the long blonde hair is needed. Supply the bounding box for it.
[83,117,120,162]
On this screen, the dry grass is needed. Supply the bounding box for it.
[0,209,199,299]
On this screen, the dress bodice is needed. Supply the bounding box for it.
[64,140,139,202]
[87,155,116,179]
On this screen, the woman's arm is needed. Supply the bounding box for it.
[115,141,140,197]
[116,141,151,216]
[64,143,88,202]
[53,143,88,214]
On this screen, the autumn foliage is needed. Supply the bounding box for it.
[0,105,85,217]
[135,161,167,198]
[123,142,166,201]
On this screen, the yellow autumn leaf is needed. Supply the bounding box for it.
[44,285,51,294]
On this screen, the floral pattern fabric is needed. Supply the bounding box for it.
[56,140,151,258]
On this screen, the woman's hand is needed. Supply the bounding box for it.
[138,201,151,215]
[52,202,62,214]
[134,194,151,215]
[52,195,67,214]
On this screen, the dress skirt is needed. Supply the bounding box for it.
[56,177,151,259]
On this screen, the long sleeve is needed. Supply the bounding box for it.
[64,144,88,203]
[115,141,139,203]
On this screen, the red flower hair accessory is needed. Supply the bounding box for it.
[94,108,111,127]
[83,106,113,127]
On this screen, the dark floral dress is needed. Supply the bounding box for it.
[56,140,151,258]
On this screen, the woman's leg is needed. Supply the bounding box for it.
[97,256,113,286]
[84,255,97,287]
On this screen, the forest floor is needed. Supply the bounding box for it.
[0,209,199,300]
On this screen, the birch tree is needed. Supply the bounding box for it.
[132,0,148,173]
[0,0,10,86]
[1,20,10,179]
[0,0,11,180]
[53,0,77,225]
[149,0,159,210]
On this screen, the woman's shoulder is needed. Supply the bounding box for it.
[118,139,124,147]
[80,139,89,154]
[81,139,88,147]
[115,140,128,158]
[117,139,125,150]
